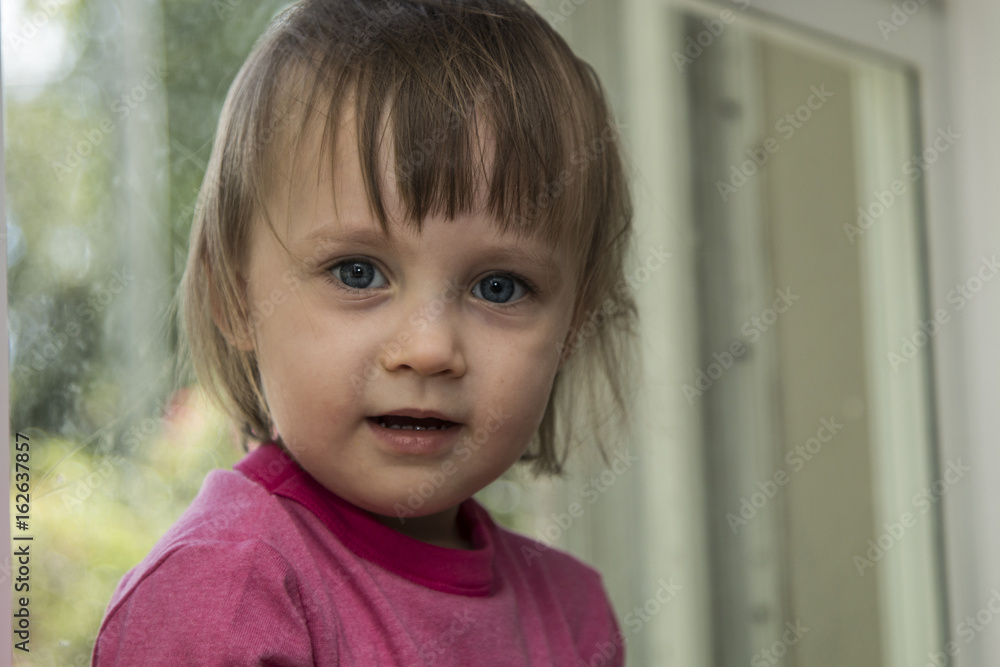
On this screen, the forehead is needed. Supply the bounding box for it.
[256,52,591,241]
[263,97,565,258]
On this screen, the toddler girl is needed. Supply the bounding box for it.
[94,0,637,664]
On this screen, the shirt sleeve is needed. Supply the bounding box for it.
[564,567,627,667]
[608,591,627,667]
[92,540,317,666]
[590,576,627,667]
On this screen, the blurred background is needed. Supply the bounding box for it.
[3,0,999,665]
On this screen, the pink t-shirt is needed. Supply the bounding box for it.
[92,441,625,665]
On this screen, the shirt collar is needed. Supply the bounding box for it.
[235,441,496,596]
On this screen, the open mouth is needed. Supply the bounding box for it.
[368,415,459,431]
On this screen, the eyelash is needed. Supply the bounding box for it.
[323,257,387,294]
[324,256,539,307]
[474,273,540,309]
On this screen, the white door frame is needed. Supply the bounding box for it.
[620,0,966,664]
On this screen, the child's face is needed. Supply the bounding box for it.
[240,111,578,523]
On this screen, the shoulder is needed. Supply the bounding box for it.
[494,526,601,586]
[106,468,302,599]
[472,499,608,602]
[163,467,285,541]
[122,468,301,566]
[488,521,626,664]
[93,470,318,665]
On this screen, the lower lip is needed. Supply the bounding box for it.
[366,417,463,455]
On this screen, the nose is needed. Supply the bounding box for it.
[378,296,467,378]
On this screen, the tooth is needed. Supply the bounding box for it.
[377,420,447,431]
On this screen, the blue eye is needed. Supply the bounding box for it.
[333,259,387,290]
[473,274,528,304]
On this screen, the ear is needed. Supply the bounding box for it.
[206,260,255,352]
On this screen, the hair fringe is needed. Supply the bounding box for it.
[179,0,639,475]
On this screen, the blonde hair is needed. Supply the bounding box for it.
[180,0,638,476]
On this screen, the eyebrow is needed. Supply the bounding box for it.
[294,221,566,291]
[298,225,394,254]
[477,244,557,273]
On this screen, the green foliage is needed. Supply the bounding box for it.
[4,0,287,662]
[7,0,288,438]
[11,390,243,666]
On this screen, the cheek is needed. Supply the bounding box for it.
[479,331,562,427]
[253,310,377,406]
[250,319,323,420]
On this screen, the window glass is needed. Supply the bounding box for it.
[4,1,289,661]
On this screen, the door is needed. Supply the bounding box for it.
[624,1,949,665]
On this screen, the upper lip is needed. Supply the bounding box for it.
[372,409,461,423]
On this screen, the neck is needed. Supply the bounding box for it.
[372,504,473,550]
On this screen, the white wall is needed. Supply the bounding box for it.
[943,2,1000,667]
